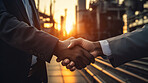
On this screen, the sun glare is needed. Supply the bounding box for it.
[35,0,77,36]
[66,21,73,34]
[57,24,61,31]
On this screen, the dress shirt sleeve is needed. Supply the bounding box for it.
[99,40,112,56]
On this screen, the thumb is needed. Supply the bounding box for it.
[67,39,77,48]
[68,38,82,49]
[68,37,75,40]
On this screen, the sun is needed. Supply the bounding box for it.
[65,21,73,34]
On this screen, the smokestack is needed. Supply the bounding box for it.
[37,0,40,10]
[77,0,86,36]
[75,6,78,35]
[78,0,86,10]
[50,0,52,16]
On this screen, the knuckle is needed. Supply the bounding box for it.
[71,61,75,66]
[66,65,70,69]
[62,62,65,66]
[70,62,74,66]
[70,37,74,39]
[78,37,82,40]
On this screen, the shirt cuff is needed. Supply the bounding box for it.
[99,40,112,56]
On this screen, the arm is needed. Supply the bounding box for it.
[0,0,58,62]
[107,24,148,67]
[65,24,148,69]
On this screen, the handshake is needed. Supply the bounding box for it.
[53,37,104,71]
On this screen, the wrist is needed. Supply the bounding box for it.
[93,41,104,56]
[53,40,62,57]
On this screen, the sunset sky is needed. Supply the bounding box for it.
[34,0,124,33]
[34,0,91,33]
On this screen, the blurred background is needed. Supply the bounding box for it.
[34,0,148,83]
[34,0,148,41]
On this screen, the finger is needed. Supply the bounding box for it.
[71,58,80,69]
[56,58,61,62]
[66,61,75,69]
[70,67,76,71]
[68,38,82,48]
[66,64,72,69]
[67,40,77,48]
[83,50,95,63]
[61,59,70,66]
[68,37,75,40]
[69,61,75,67]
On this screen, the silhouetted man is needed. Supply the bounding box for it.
[0,0,95,83]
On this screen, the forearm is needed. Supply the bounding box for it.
[107,24,148,67]
[0,11,58,62]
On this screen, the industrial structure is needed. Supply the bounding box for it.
[76,0,148,41]
[76,0,148,82]
[76,0,124,41]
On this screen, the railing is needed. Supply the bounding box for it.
[79,57,148,83]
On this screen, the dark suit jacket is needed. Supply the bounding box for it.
[0,0,58,82]
[107,24,148,67]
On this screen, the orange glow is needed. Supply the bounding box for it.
[40,16,43,19]
[35,0,77,35]
[44,23,53,28]
[123,14,128,34]
[46,18,50,21]
[63,31,66,36]
[61,66,76,83]
[89,8,93,11]
[35,0,126,37]
[57,24,61,31]
[54,24,59,31]
[43,18,46,22]
[66,21,73,34]
[123,26,127,33]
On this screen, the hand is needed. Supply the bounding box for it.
[59,38,103,71]
[60,59,76,71]
[53,38,95,69]
[68,38,103,57]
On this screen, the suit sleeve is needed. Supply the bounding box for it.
[107,24,148,67]
[0,0,58,63]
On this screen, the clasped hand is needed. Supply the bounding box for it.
[53,37,103,71]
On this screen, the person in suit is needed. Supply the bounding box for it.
[62,24,148,70]
[0,0,95,83]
